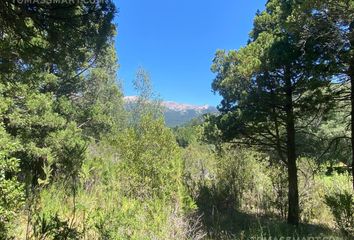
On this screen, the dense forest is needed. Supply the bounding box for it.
[0,0,353,239]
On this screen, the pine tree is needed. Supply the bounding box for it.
[207,0,334,224]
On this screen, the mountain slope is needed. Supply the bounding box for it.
[123,96,218,127]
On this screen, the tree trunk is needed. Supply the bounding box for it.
[284,67,300,225]
[349,24,354,190]
[349,60,354,190]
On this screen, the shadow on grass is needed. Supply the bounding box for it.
[199,208,346,239]
[195,186,347,239]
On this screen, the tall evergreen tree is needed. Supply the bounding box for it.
[207,0,334,224]
[0,1,116,184]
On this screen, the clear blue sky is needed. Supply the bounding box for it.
[114,0,266,106]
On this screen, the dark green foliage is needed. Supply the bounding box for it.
[173,120,202,148]
[0,1,118,237]
[184,141,348,239]
[0,0,117,184]
[291,0,354,188]
[33,213,81,240]
[0,0,116,77]
[325,191,354,236]
[77,44,125,141]
[0,124,24,239]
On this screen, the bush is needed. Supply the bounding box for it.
[14,112,194,239]
[116,114,184,200]
[32,213,81,240]
[297,157,330,224]
[0,125,24,239]
[266,163,288,219]
[325,190,354,236]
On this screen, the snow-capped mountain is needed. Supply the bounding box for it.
[123,96,218,127]
[161,101,211,112]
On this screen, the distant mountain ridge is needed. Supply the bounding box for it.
[123,96,218,127]
[162,101,211,112]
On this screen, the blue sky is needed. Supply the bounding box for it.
[114,0,266,106]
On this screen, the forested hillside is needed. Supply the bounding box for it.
[0,0,353,239]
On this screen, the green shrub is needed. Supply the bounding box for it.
[15,112,193,239]
[266,163,288,219]
[297,157,330,224]
[116,114,184,200]
[325,190,354,236]
[0,125,24,239]
[32,213,81,240]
